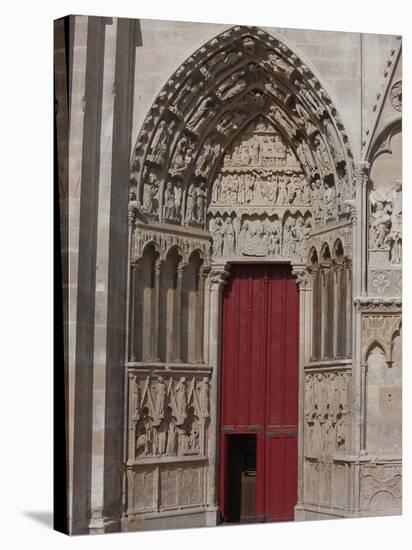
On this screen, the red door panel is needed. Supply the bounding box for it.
[220,264,299,522]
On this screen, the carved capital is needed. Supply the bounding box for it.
[154,257,163,273]
[292,266,311,290]
[206,266,230,290]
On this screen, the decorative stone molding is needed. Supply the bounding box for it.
[362,38,402,153]
[390,80,402,112]
[360,463,401,511]
[361,312,401,363]
[354,297,402,313]
[131,222,211,265]
[368,269,402,297]
[308,223,352,260]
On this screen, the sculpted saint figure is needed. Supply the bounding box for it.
[211,174,222,204]
[131,377,141,423]
[324,181,337,220]
[187,97,214,134]
[222,218,235,256]
[185,183,196,224]
[173,182,182,220]
[154,376,167,419]
[210,217,224,256]
[163,182,175,219]
[370,190,392,248]
[277,174,288,205]
[175,377,187,419]
[197,377,210,418]
[195,184,206,224]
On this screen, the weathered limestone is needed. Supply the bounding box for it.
[57,15,402,534]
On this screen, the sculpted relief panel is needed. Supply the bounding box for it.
[128,374,210,462]
[304,371,351,458]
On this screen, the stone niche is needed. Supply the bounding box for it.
[368,125,402,296]
[365,325,402,456]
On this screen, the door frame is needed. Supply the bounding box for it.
[215,261,305,523]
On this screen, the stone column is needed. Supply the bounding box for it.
[196,266,208,363]
[360,361,368,454]
[357,162,370,297]
[153,257,163,362]
[320,264,330,359]
[345,259,353,358]
[292,267,312,518]
[66,14,89,535]
[174,261,186,362]
[89,18,118,535]
[204,264,229,526]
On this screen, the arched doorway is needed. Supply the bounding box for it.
[125,25,353,531]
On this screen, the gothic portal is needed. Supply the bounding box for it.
[56,17,402,534]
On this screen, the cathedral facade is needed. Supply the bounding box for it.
[54,16,402,534]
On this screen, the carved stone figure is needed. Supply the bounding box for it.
[211,174,222,204]
[265,53,295,77]
[131,376,141,423]
[143,172,160,214]
[312,177,324,224]
[313,135,332,176]
[324,180,337,220]
[210,217,224,256]
[154,376,167,419]
[147,120,173,166]
[195,184,207,224]
[222,218,235,256]
[386,180,402,263]
[186,183,196,224]
[277,174,288,205]
[163,181,175,219]
[197,377,210,418]
[370,191,392,248]
[216,70,247,100]
[187,97,215,134]
[173,182,182,220]
[175,377,187,420]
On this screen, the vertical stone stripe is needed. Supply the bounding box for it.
[66,15,88,533]
[89,18,118,533]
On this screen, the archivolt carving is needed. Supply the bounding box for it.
[129,25,354,264]
[128,374,210,461]
[304,371,351,458]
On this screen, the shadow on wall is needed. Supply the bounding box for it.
[23,511,53,529]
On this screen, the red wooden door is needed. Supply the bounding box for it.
[220,264,299,522]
